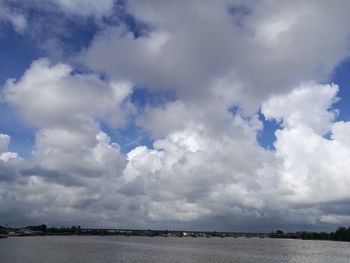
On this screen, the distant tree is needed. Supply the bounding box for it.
[335,226,347,241]
[0,225,8,234]
[26,224,47,232]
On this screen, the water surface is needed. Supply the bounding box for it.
[1,236,349,263]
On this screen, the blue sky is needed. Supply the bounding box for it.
[1,1,350,231]
[331,59,350,121]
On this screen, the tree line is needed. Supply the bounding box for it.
[272,226,350,241]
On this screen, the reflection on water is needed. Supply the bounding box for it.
[1,236,350,263]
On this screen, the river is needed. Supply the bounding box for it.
[1,236,349,262]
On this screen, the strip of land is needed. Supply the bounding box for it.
[1,225,350,241]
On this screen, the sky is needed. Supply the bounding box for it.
[1,0,350,232]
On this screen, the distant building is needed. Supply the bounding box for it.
[18,229,35,236]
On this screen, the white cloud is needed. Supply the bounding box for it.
[2,58,131,182]
[81,0,350,113]
[275,125,350,204]
[120,82,350,228]
[122,112,277,224]
[331,121,350,146]
[3,58,134,128]
[0,58,134,227]
[265,84,350,208]
[262,82,339,135]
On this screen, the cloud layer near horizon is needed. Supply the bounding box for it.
[1,0,350,231]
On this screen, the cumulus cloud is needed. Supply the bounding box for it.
[120,86,278,227]
[273,124,350,204]
[121,125,276,224]
[3,58,134,128]
[118,82,350,229]
[262,82,339,135]
[81,0,350,113]
[0,59,134,227]
[263,84,350,227]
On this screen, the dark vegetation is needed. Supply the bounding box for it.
[0,225,7,234]
[270,226,350,241]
